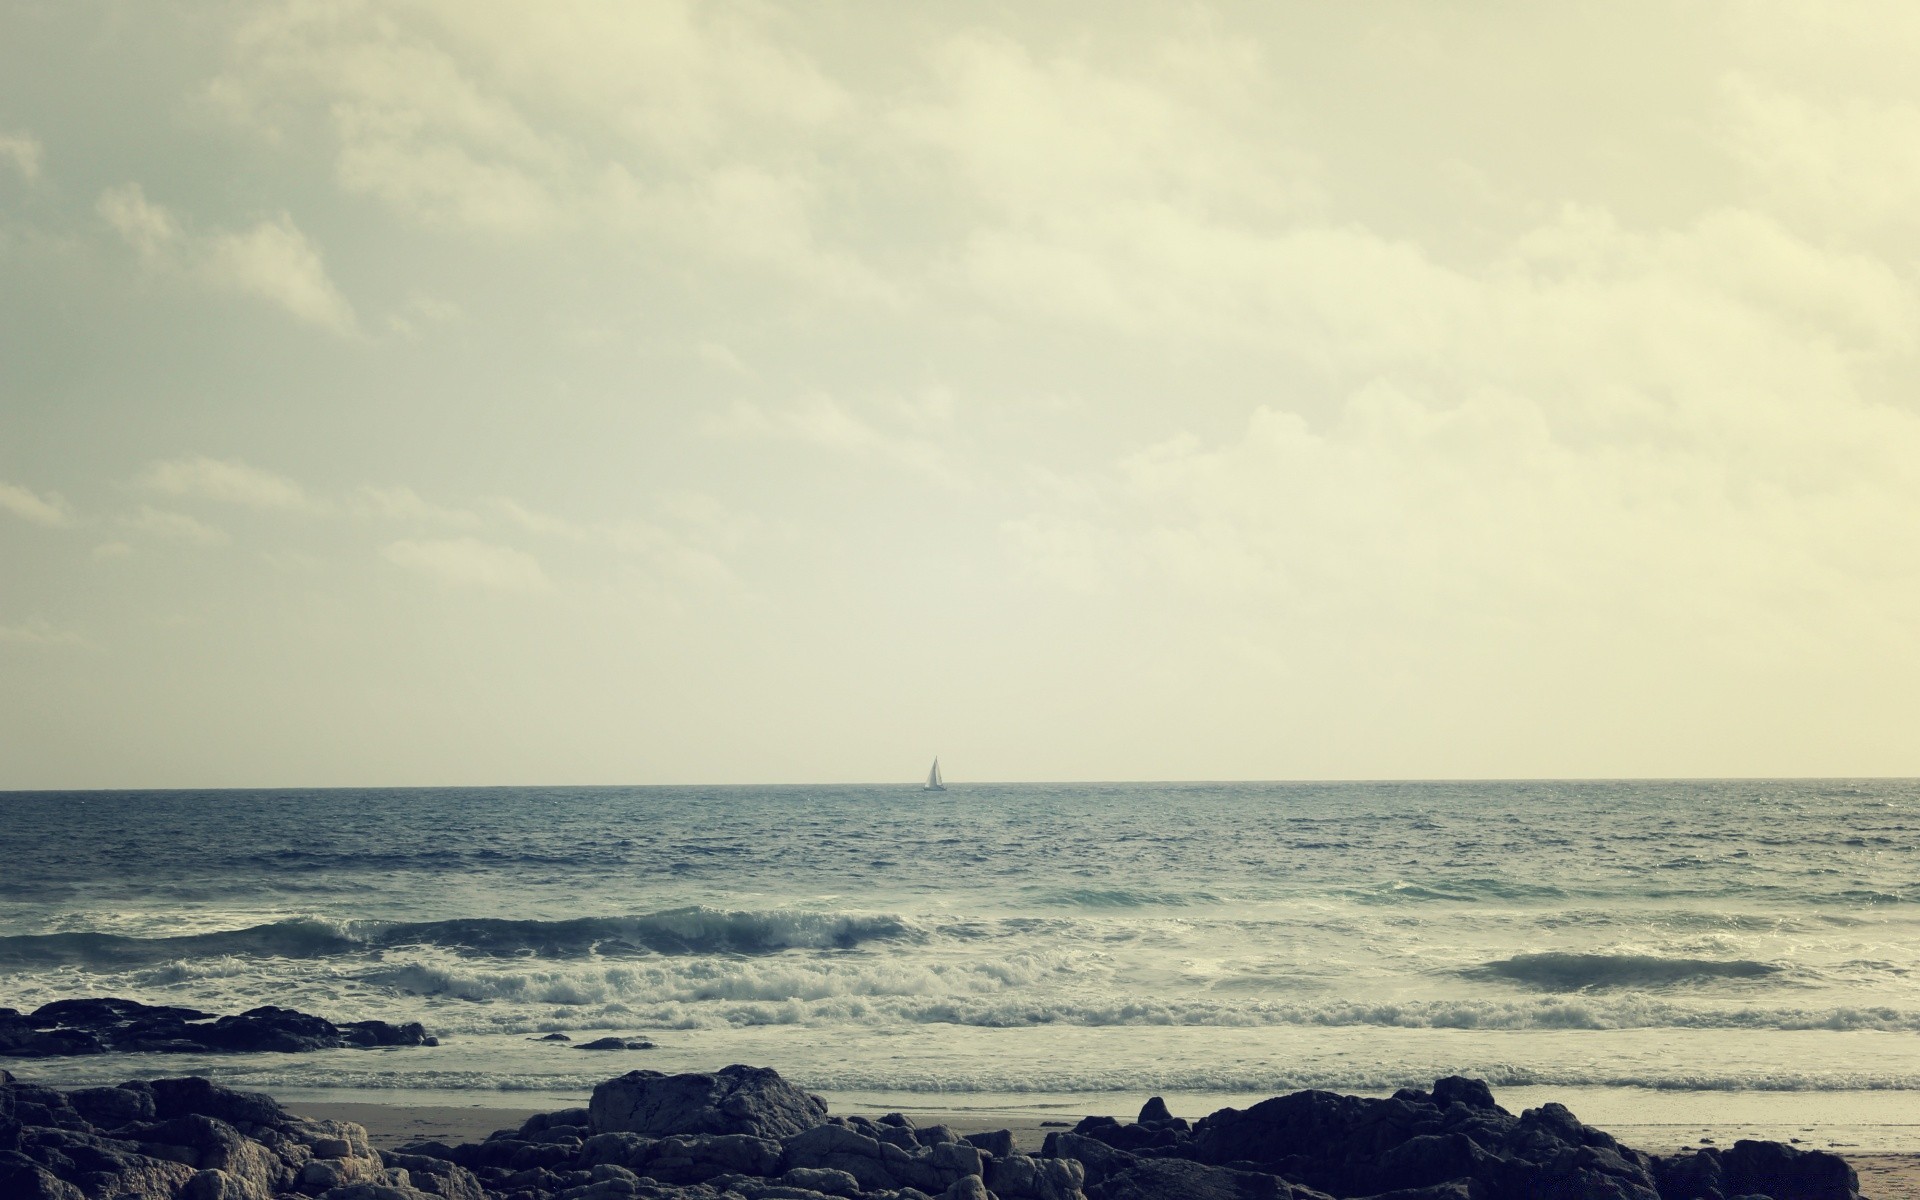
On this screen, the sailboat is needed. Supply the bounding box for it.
[924,757,946,791]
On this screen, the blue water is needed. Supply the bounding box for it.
[3,780,1920,1099]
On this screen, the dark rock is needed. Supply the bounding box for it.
[590,1064,829,1140]
[1041,1131,1138,1186]
[964,1129,1016,1158]
[0,997,436,1057]
[1138,1097,1174,1125]
[64,1083,155,1129]
[1718,1139,1857,1200]
[533,1033,572,1042]
[1430,1078,1503,1114]
[985,1151,1086,1200]
[576,1037,656,1051]
[0,1155,85,1200]
[1092,1157,1290,1200]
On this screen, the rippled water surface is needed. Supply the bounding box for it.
[3,780,1918,1097]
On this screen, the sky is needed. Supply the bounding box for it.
[4,1,1920,787]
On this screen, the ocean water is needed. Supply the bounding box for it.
[4,780,1920,1139]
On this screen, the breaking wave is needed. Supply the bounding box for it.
[1469,953,1782,990]
[0,909,915,969]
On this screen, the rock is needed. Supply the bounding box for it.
[179,1168,270,1200]
[784,1166,863,1195]
[985,1152,1086,1200]
[783,1124,900,1191]
[1138,1097,1174,1125]
[590,1065,829,1140]
[65,1082,156,1129]
[0,997,436,1058]
[963,1129,1015,1158]
[383,1151,489,1200]
[535,1033,574,1042]
[1718,1139,1858,1200]
[1356,1185,1480,1200]
[1040,1131,1138,1187]
[577,1038,657,1051]
[1429,1078,1503,1114]
[942,1177,991,1200]
[1092,1157,1290,1200]
[0,1157,86,1200]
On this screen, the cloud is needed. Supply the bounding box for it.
[202,215,358,334]
[120,506,230,546]
[140,456,317,510]
[0,617,92,650]
[97,184,357,333]
[353,485,482,527]
[712,393,963,486]
[0,131,45,182]
[0,481,74,527]
[96,184,181,259]
[203,1,884,296]
[382,536,551,592]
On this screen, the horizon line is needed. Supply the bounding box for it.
[3,773,1917,795]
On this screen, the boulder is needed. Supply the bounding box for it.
[1718,1140,1858,1200]
[964,1129,1016,1159]
[590,1065,828,1140]
[985,1152,1087,1200]
[1041,1131,1139,1186]
[0,998,436,1058]
[1091,1157,1291,1200]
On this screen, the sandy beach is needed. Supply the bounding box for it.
[285,1097,1920,1200]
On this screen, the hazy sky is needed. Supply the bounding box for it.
[5,2,1920,787]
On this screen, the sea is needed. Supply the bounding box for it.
[4,780,1920,1149]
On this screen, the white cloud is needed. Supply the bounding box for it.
[98,184,357,333]
[712,393,963,486]
[203,1,883,295]
[0,131,45,182]
[0,481,74,527]
[91,541,133,561]
[0,617,92,650]
[96,183,183,260]
[383,536,551,592]
[140,456,317,510]
[353,485,482,527]
[120,505,230,546]
[386,293,464,338]
[202,215,358,334]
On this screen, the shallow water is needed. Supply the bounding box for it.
[3,780,1919,1108]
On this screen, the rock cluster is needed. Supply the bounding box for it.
[2,1067,435,1200]
[1048,1075,1859,1200]
[0,1064,1861,1200]
[0,999,436,1058]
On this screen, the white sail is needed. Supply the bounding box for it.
[925,757,945,790]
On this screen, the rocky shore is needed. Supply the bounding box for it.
[1,1063,1863,1200]
[0,999,436,1058]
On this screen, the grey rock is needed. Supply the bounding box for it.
[1093,1157,1290,1200]
[941,1177,991,1200]
[1040,1130,1137,1186]
[782,1165,862,1195]
[985,1152,1087,1200]
[963,1129,1015,1159]
[179,1168,271,1200]
[591,1065,828,1140]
